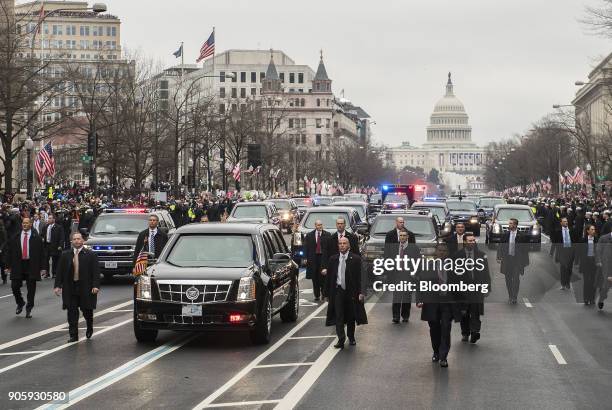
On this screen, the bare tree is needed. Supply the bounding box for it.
[583,0,612,38]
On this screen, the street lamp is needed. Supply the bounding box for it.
[25,137,34,199]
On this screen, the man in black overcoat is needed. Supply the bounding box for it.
[304,220,332,301]
[54,232,101,342]
[325,237,367,349]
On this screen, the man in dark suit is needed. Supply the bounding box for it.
[445,222,466,257]
[304,220,332,301]
[497,218,530,304]
[42,213,65,279]
[54,232,100,342]
[576,224,598,305]
[417,243,463,368]
[556,217,578,290]
[384,216,415,244]
[134,215,169,263]
[384,229,419,323]
[329,217,360,256]
[325,237,366,349]
[454,233,490,344]
[7,217,48,318]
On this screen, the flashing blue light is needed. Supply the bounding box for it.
[424,196,438,201]
[299,251,304,256]
[382,185,389,191]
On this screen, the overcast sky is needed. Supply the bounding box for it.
[26,0,611,147]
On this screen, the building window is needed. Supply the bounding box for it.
[251,88,256,96]
[219,88,225,98]
[240,72,246,82]
[231,104,237,112]
[220,71,225,82]
[231,72,237,82]
[240,88,246,98]
[80,26,90,36]
[334,121,338,128]
[316,134,321,144]
[52,25,62,35]
[301,98,305,107]
[316,119,322,128]
[280,73,285,83]
[326,119,330,128]
[231,88,237,98]
[289,119,294,128]
[301,135,307,144]
[295,135,300,145]
[316,98,320,107]
[298,73,304,83]
[66,25,76,35]
[290,73,295,83]
[260,72,265,81]
[302,119,306,128]
[240,104,247,111]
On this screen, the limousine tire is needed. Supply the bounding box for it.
[280,280,299,323]
[250,293,272,345]
[133,311,158,343]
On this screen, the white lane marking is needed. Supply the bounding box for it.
[548,345,567,365]
[288,335,335,340]
[0,300,132,352]
[192,303,329,410]
[205,400,280,408]
[275,294,380,410]
[0,294,13,299]
[254,362,314,369]
[36,334,197,410]
[0,319,132,375]
[312,316,327,319]
[52,326,110,332]
[110,309,133,312]
[0,351,47,356]
[523,297,533,308]
[300,289,313,294]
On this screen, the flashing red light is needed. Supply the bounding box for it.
[124,208,148,213]
[229,314,243,323]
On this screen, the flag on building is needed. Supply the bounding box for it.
[232,164,241,181]
[173,44,183,58]
[196,30,215,62]
[132,249,148,276]
[34,142,55,184]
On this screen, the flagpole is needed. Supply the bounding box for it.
[180,41,184,79]
[212,27,216,79]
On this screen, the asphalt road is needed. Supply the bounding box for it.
[0,231,611,410]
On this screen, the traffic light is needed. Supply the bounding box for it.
[87,131,97,156]
[247,143,262,168]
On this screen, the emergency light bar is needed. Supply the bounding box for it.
[102,208,149,214]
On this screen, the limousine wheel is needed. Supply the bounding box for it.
[250,293,272,345]
[280,280,299,323]
[133,310,158,343]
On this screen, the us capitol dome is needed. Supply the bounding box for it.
[389,72,487,192]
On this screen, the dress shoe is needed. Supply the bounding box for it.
[470,332,480,343]
[25,308,32,318]
[402,318,409,323]
[349,338,356,346]
[461,334,469,342]
[86,328,93,339]
[313,297,320,302]
[440,359,448,368]
[598,302,604,310]
[392,318,399,324]
[67,337,78,343]
[16,303,25,315]
[432,354,439,362]
[333,340,345,349]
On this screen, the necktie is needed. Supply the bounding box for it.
[458,235,463,250]
[563,229,570,248]
[73,249,80,281]
[399,244,404,258]
[339,255,346,289]
[22,232,28,260]
[509,232,515,256]
[149,231,155,253]
[47,225,52,242]
[315,231,321,253]
[588,239,594,257]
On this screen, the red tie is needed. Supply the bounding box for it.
[22,232,28,260]
[316,231,321,253]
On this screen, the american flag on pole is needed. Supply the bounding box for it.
[232,164,241,181]
[132,248,148,276]
[35,142,55,184]
[196,30,215,62]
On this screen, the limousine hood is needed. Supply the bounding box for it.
[148,262,258,282]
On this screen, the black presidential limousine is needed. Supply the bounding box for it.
[133,223,299,345]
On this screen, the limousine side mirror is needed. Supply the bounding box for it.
[270,253,291,263]
[79,228,89,238]
[355,222,369,235]
[147,252,157,264]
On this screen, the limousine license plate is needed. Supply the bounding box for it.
[104,261,118,269]
[182,304,202,317]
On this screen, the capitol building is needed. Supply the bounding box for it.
[388,73,487,192]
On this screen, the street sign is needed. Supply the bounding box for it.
[598,175,605,181]
[81,155,93,162]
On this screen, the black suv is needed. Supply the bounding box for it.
[133,223,299,345]
[445,200,481,236]
[84,208,175,281]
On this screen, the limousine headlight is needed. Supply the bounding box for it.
[492,223,501,234]
[136,275,152,300]
[469,217,479,224]
[531,224,541,235]
[237,277,256,301]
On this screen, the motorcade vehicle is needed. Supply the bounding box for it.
[477,196,506,223]
[227,202,281,229]
[410,201,452,237]
[83,208,176,281]
[445,199,481,236]
[486,204,541,251]
[291,196,314,221]
[133,223,299,345]
[267,198,299,233]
